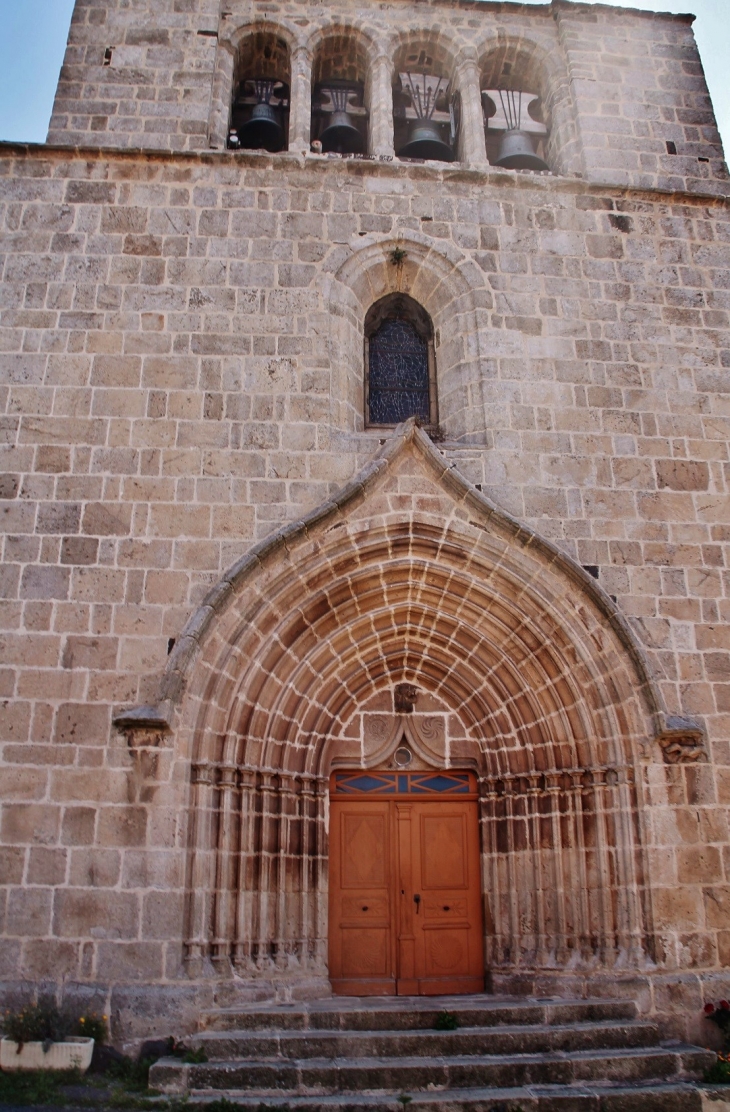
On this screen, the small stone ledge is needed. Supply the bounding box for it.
[113,703,172,747]
[0,141,727,205]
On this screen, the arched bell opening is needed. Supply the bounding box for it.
[392,36,459,163]
[228,31,291,152]
[310,29,370,155]
[479,41,554,173]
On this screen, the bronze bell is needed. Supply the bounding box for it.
[398,120,454,162]
[237,79,285,152]
[319,86,364,154]
[238,102,285,152]
[494,128,549,171]
[396,72,455,163]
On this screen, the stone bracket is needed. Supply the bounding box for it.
[657,726,707,764]
[113,702,172,748]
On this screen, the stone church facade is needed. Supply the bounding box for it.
[1,0,729,1045]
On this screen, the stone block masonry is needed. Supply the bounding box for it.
[0,0,729,1049]
[47,0,727,195]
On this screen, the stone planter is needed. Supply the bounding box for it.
[0,1036,94,1072]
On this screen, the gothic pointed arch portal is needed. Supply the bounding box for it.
[178,421,661,996]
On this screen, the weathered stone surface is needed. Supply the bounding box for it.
[149,995,716,1108]
[0,0,729,1052]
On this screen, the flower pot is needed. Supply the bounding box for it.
[0,1036,94,1072]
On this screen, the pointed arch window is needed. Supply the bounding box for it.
[365,295,437,428]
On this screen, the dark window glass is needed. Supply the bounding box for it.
[368,318,430,425]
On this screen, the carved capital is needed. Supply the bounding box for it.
[291,43,313,69]
[191,761,216,785]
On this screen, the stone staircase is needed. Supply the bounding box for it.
[149,994,724,1110]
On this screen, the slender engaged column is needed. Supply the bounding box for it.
[212,764,240,971]
[233,771,256,971]
[209,45,235,149]
[456,58,487,165]
[184,763,217,973]
[288,45,312,152]
[369,53,395,158]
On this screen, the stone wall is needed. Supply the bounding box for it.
[1,0,730,1048]
[1,139,729,1039]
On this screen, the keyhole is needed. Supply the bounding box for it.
[414,893,421,914]
[443,905,450,911]
[362,905,369,912]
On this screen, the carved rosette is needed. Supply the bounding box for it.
[409,715,447,763]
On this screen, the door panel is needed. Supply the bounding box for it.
[329,802,395,995]
[420,813,468,888]
[405,803,484,995]
[328,780,484,996]
[341,812,388,887]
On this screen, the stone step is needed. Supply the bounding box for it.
[202,995,638,1032]
[191,1018,661,1060]
[176,1083,727,1111]
[150,1043,713,1095]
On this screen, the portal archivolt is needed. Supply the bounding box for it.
[179,424,656,991]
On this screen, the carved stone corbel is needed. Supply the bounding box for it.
[394,683,418,713]
[113,702,172,749]
[657,728,707,764]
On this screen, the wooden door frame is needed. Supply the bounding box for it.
[328,769,485,995]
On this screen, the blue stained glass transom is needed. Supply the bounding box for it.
[368,318,430,425]
[410,775,469,794]
[333,772,473,796]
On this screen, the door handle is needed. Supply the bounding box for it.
[413,893,421,914]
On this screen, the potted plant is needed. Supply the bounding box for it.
[0,1003,104,1073]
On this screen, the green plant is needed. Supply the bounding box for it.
[105,1053,157,1091]
[181,1045,208,1063]
[2,1002,67,1049]
[73,1011,109,1043]
[389,246,407,266]
[202,1101,253,1111]
[434,1010,459,1031]
[0,1066,83,1106]
[705,1053,730,1084]
[397,1095,413,1110]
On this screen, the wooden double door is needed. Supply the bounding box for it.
[328,770,485,995]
